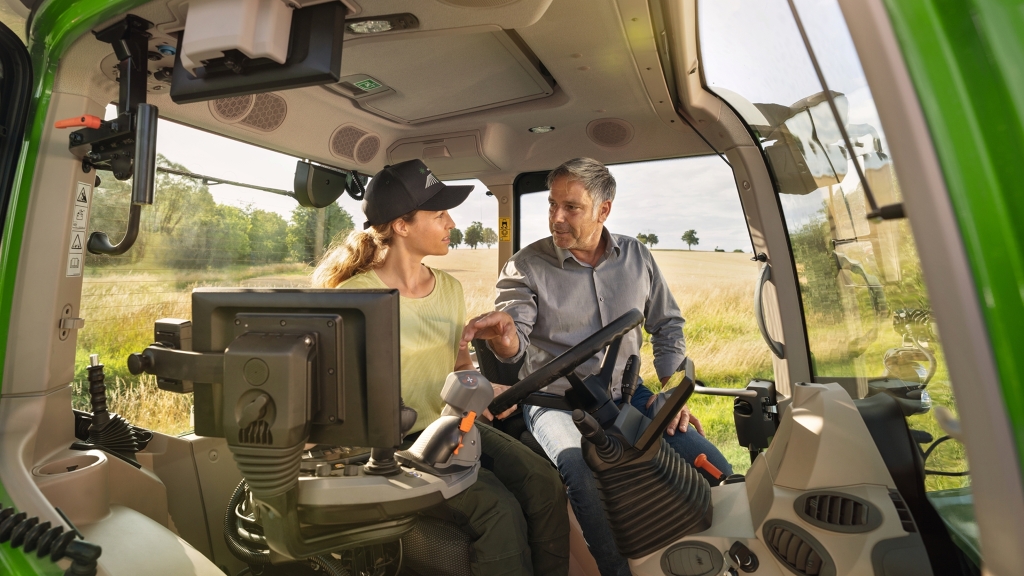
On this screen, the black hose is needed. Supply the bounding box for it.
[224,480,270,566]
[311,554,350,576]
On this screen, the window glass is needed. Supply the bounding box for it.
[422,179,499,319]
[517,156,770,472]
[699,0,968,493]
[75,116,497,437]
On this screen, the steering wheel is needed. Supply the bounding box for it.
[488,309,644,416]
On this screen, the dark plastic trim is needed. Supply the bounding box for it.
[794,491,882,534]
[762,520,836,576]
[0,21,32,236]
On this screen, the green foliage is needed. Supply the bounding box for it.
[465,221,484,249]
[681,229,699,250]
[246,208,289,264]
[733,249,744,253]
[637,233,660,247]
[286,204,355,263]
[482,227,498,248]
[449,227,463,248]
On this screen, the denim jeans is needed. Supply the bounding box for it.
[523,384,733,576]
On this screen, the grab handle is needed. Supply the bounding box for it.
[754,253,785,359]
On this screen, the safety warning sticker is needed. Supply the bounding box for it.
[499,217,511,242]
[66,181,92,277]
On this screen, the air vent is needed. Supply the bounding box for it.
[795,492,881,533]
[210,93,287,132]
[239,420,273,445]
[587,118,634,147]
[331,124,380,164]
[889,491,917,533]
[762,521,834,576]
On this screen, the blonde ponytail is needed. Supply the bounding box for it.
[311,213,416,288]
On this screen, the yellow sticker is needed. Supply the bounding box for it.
[499,217,511,242]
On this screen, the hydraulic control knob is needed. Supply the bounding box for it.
[238,394,270,429]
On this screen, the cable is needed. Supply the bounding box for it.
[677,112,731,168]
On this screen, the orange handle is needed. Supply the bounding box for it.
[453,411,478,455]
[694,453,723,480]
[459,411,477,433]
[54,115,102,129]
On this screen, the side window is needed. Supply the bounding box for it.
[76,118,356,435]
[700,0,969,496]
[517,156,772,473]
[421,179,499,319]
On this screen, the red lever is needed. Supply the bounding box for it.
[694,453,724,481]
[54,115,102,130]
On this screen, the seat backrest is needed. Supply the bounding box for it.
[472,338,524,385]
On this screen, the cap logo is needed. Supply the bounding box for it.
[425,172,440,188]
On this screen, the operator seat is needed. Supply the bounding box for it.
[471,338,546,457]
[854,393,978,576]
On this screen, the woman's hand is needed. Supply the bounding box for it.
[460,311,519,359]
[483,383,517,421]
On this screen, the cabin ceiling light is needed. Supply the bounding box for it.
[348,20,392,34]
[529,126,555,133]
[346,13,419,35]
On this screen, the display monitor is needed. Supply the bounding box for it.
[189,287,402,449]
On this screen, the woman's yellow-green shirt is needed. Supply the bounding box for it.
[337,268,466,433]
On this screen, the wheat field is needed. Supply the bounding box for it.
[74,248,768,471]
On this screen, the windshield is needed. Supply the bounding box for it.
[699,0,970,504]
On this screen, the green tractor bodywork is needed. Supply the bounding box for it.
[1,0,1023,573]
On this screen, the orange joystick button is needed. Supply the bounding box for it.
[694,453,724,481]
[54,115,102,130]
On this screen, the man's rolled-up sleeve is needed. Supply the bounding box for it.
[643,252,687,380]
[491,257,537,364]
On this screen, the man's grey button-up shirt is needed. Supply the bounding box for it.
[492,229,686,399]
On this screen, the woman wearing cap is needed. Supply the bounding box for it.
[313,159,569,576]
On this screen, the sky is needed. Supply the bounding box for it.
[132,0,881,255]
[148,116,752,252]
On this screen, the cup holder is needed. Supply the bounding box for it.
[35,454,101,476]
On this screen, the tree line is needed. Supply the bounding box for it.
[449,221,497,249]
[85,156,502,270]
[86,155,354,268]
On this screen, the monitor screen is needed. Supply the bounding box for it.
[190,288,402,449]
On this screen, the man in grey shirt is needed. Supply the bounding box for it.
[462,158,731,576]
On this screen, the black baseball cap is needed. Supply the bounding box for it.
[362,159,474,229]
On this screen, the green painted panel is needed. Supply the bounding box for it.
[882,0,1024,476]
[0,0,147,572]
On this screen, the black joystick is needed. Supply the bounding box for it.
[573,409,622,463]
[81,354,140,458]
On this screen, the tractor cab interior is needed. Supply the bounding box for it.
[0,0,990,575]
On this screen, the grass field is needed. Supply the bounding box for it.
[75,246,965,484]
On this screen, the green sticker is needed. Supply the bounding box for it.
[354,78,382,91]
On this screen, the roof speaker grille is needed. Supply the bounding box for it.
[587,118,634,147]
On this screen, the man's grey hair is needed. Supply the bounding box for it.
[547,157,616,207]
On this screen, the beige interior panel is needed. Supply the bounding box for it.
[2,93,100,396]
[80,505,223,576]
[333,28,554,124]
[138,433,216,558]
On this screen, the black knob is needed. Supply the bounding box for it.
[126,352,151,375]
[573,409,622,463]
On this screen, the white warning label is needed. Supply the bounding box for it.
[66,181,93,277]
